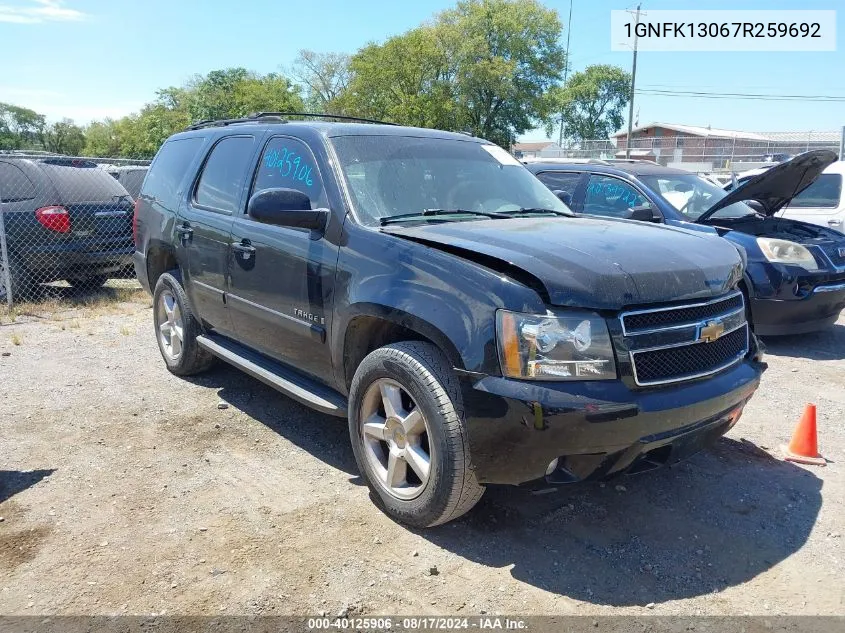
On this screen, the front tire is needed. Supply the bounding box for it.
[152,271,214,376]
[348,341,484,528]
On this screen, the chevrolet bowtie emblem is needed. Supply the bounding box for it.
[699,319,726,343]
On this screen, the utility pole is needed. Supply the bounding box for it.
[625,3,641,159]
[557,0,573,150]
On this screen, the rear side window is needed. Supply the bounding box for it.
[536,171,581,195]
[142,137,205,204]
[195,136,256,213]
[787,173,843,209]
[0,161,37,202]
[39,163,131,203]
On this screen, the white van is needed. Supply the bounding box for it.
[779,161,845,234]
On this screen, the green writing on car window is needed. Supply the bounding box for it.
[263,147,314,187]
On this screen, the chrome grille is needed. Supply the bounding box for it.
[820,243,845,267]
[622,293,744,334]
[633,326,748,385]
[621,291,750,387]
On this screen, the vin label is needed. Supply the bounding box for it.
[610,10,836,52]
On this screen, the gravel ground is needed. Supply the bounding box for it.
[0,298,843,617]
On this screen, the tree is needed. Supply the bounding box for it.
[341,27,456,129]
[83,119,123,157]
[340,0,566,147]
[40,119,86,155]
[546,64,631,141]
[184,68,304,122]
[82,68,306,159]
[0,102,45,150]
[292,50,352,113]
[439,0,567,147]
[118,104,191,159]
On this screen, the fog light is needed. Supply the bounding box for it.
[545,458,560,476]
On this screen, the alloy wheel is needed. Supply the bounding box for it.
[359,378,433,500]
[157,289,184,360]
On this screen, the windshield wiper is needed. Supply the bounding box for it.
[501,207,573,217]
[379,208,508,226]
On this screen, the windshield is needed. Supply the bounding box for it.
[640,173,756,221]
[787,173,842,208]
[331,135,570,225]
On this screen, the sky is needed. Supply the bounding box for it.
[1,0,844,141]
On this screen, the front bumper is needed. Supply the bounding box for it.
[461,359,765,485]
[750,280,845,335]
[746,260,845,335]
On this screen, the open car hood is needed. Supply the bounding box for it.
[698,149,837,221]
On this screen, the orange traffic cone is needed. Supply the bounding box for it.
[783,404,826,466]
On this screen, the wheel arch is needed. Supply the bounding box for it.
[338,305,466,394]
[145,240,180,291]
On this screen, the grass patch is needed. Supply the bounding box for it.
[1,283,149,324]
[119,325,133,336]
[10,332,22,346]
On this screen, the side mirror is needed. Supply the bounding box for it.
[247,188,328,233]
[553,190,573,206]
[626,204,659,222]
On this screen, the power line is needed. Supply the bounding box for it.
[635,89,845,102]
[639,82,842,92]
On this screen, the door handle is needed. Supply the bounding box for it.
[828,219,843,227]
[232,241,256,255]
[175,224,193,245]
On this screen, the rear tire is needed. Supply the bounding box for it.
[348,341,484,528]
[152,271,214,376]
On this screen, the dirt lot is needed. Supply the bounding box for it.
[1,292,843,617]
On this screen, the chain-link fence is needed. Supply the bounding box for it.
[0,153,151,308]
[531,130,843,173]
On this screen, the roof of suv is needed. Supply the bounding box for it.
[174,120,484,143]
[527,161,689,177]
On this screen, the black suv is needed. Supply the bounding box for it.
[133,114,766,527]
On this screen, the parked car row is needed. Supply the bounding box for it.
[6,118,844,528]
[527,152,845,335]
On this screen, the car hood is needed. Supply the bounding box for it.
[699,149,837,221]
[382,217,745,310]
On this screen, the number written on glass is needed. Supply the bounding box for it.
[263,147,314,187]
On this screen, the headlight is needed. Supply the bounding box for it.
[496,310,617,381]
[756,237,818,270]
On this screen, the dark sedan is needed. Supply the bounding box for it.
[527,151,845,335]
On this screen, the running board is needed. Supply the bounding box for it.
[196,334,347,417]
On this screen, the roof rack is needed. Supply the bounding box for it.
[520,157,611,166]
[186,112,395,131]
